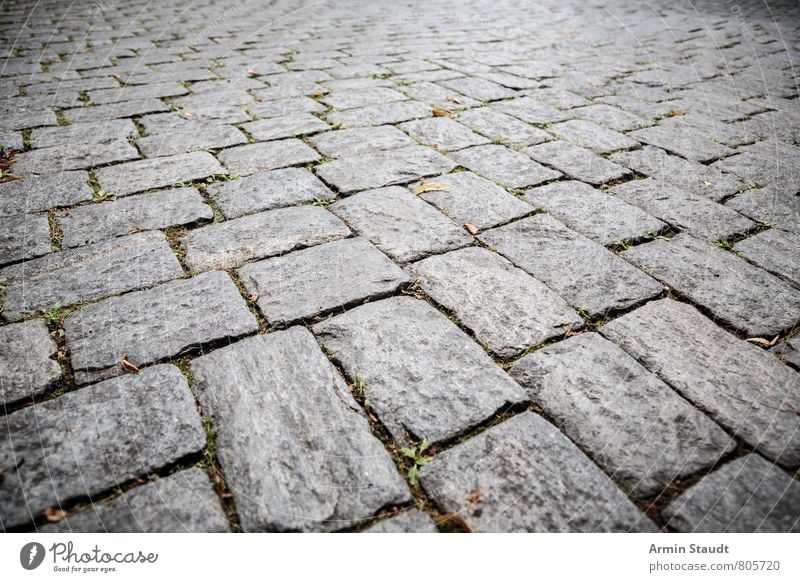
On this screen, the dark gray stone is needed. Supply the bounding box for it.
[29,118,136,149]
[449,145,561,189]
[628,125,737,163]
[191,327,411,531]
[772,337,800,370]
[365,511,438,533]
[0,365,205,530]
[421,412,657,532]
[0,171,93,216]
[727,183,800,235]
[65,271,258,384]
[12,139,140,175]
[136,124,247,157]
[398,117,489,151]
[601,299,800,467]
[309,126,416,159]
[313,297,526,445]
[0,319,61,406]
[88,82,188,105]
[242,113,329,142]
[663,455,800,532]
[524,141,630,185]
[733,229,800,287]
[217,139,320,176]
[61,99,170,123]
[0,214,51,265]
[96,152,225,196]
[622,234,800,336]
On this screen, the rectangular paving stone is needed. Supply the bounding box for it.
[0,171,93,217]
[421,412,657,532]
[330,186,471,263]
[612,178,755,241]
[29,118,136,149]
[207,167,334,218]
[611,146,744,202]
[0,319,61,406]
[248,96,326,119]
[398,117,489,151]
[65,271,258,384]
[622,234,800,336]
[136,124,247,157]
[572,103,648,132]
[439,76,518,101]
[628,124,737,163]
[140,108,251,134]
[449,145,561,189]
[61,99,170,123]
[238,237,409,325]
[494,96,570,124]
[58,187,213,247]
[95,151,225,196]
[410,247,583,358]
[316,145,456,193]
[456,107,551,147]
[365,510,438,533]
[412,171,530,230]
[663,454,800,533]
[0,231,183,321]
[727,183,800,235]
[11,139,140,175]
[183,205,350,271]
[309,126,416,159]
[479,215,662,317]
[601,299,800,467]
[313,297,527,445]
[326,100,431,128]
[319,86,408,110]
[733,229,800,287]
[0,214,51,265]
[0,365,205,529]
[522,181,665,245]
[241,113,329,142]
[217,139,320,176]
[548,119,638,154]
[87,82,188,105]
[398,82,479,110]
[44,468,230,533]
[524,141,630,185]
[772,337,800,371]
[511,333,734,496]
[191,327,411,531]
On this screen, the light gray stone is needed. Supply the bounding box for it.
[136,124,247,157]
[44,468,230,533]
[511,333,735,496]
[327,100,431,128]
[206,167,334,218]
[365,511,438,533]
[733,229,800,287]
[398,82,479,110]
[0,365,205,530]
[456,107,551,147]
[316,145,456,194]
[440,76,517,101]
[61,99,170,123]
[663,455,800,532]
[58,187,213,247]
[410,247,582,357]
[88,82,187,105]
[601,299,800,467]
[191,327,411,531]
[95,151,225,196]
[248,96,326,119]
[29,118,136,149]
[548,119,638,154]
[319,86,408,110]
[772,337,800,370]
[313,297,526,445]
[479,215,662,316]
[398,117,489,151]
[421,412,657,532]
[217,139,320,176]
[495,96,570,124]
[524,141,630,185]
[0,171,93,216]
[309,126,416,159]
[12,139,140,175]
[65,271,258,384]
[242,113,329,142]
[0,213,51,265]
[330,186,471,263]
[628,125,737,163]
[183,205,350,271]
[727,183,800,235]
[622,234,800,336]
[238,237,409,324]
[0,319,61,406]
[573,103,648,132]
[449,145,561,189]
[0,231,183,321]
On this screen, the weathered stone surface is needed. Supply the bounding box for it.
[330,187,470,263]
[399,82,479,110]
[611,146,744,202]
[316,145,455,193]
[495,96,570,124]
[0,214,51,265]
[313,297,526,445]
[522,181,665,244]
[410,247,582,357]
[191,327,411,531]
[242,113,329,142]
[140,109,251,134]
[612,178,755,241]
[206,167,334,218]
[449,145,561,189]
[479,215,662,316]
[421,412,657,532]
[217,139,320,176]
[248,96,326,119]
[733,229,800,287]
[0,231,183,321]
[772,337,800,370]
[88,82,188,105]
[0,319,61,406]
[440,76,517,101]
[0,365,205,529]
[319,86,407,110]
[12,139,140,175]
[65,271,258,384]
[456,107,551,147]
[309,125,416,159]
[45,468,229,533]
[61,99,169,123]
[573,103,648,132]
[30,118,136,149]
[727,183,800,235]
[628,125,736,163]
[622,234,800,336]
[96,151,225,196]
[136,124,247,157]
[0,131,22,151]
[524,141,629,185]
[327,100,431,128]
[548,119,638,154]
[398,117,489,151]
[0,171,93,216]
[239,237,409,324]
[663,455,800,533]
[365,511,438,533]
[58,188,212,247]
[511,333,734,496]
[183,206,350,271]
[601,299,800,467]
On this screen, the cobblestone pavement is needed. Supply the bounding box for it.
[1,0,799,533]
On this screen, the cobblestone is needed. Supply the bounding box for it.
[0,319,61,406]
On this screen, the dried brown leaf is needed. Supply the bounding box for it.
[42,506,67,523]
[463,223,478,235]
[466,491,484,504]
[432,107,457,118]
[247,292,260,302]
[445,95,461,104]
[120,353,140,374]
[745,337,772,348]
[436,513,473,532]
[246,68,259,78]
[180,110,193,119]
[414,182,450,194]
[311,89,328,98]
[668,109,684,117]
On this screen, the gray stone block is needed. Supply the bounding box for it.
[365,511,438,533]
[242,113,329,142]
[309,126,416,159]
[456,107,551,147]
[217,139,320,176]
[136,124,247,157]
[0,214,51,265]
[96,151,225,196]
[327,100,431,128]
[548,119,638,154]
[398,117,489,151]
[0,319,61,406]
[524,141,630,185]
[733,229,800,287]
[449,145,561,189]
[495,96,570,124]
[0,171,93,217]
